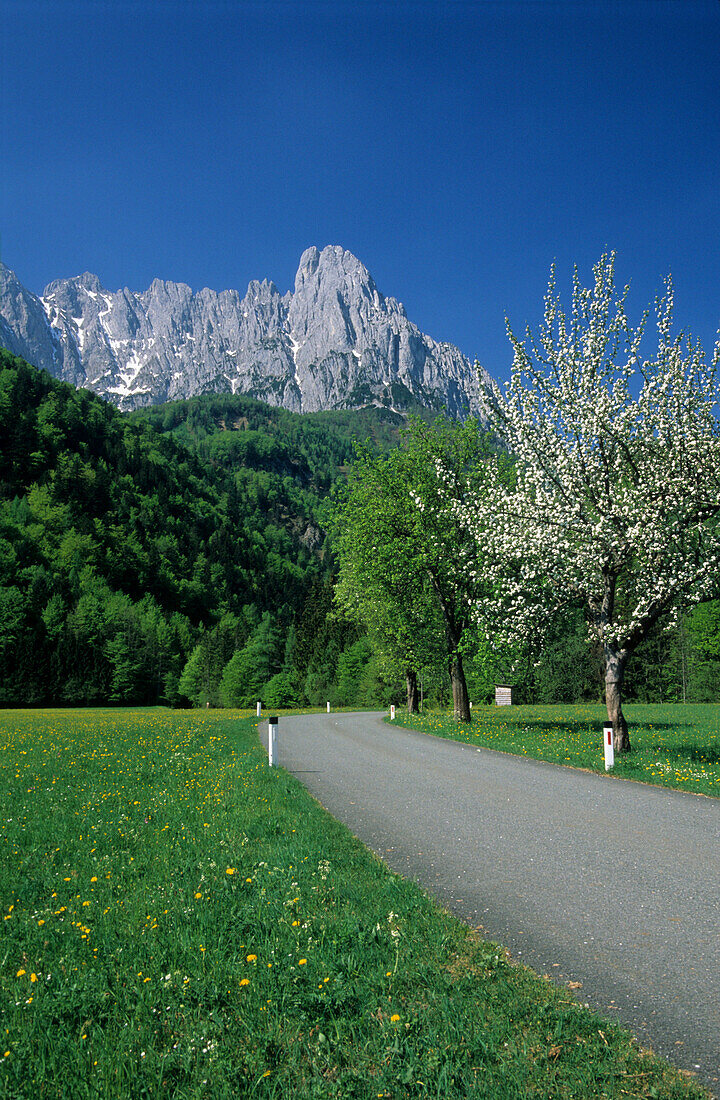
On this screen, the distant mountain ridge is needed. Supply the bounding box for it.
[0,245,492,418]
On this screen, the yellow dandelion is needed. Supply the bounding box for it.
[195,892,202,899]
[16,969,26,978]
[239,978,250,986]
[226,868,235,875]
[390,1014,400,1023]
[246,954,257,962]
[299,958,307,965]
[30,974,37,983]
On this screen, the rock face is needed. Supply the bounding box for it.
[0,245,492,418]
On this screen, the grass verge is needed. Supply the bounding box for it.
[1,707,710,1098]
[391,703,720,798]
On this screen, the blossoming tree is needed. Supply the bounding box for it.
[466,254,720,752]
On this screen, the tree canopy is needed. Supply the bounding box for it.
[333,416,497,719]
[459,254,720,750]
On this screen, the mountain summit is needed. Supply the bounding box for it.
[0,246,492,418]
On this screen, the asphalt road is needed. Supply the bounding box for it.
[262,710,720,1094]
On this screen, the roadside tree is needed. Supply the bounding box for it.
[463,254,720,751]
[333,416,494,720]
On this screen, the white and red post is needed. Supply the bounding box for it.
[603,725,614,770]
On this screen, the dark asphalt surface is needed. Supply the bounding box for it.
[262,710,720,1094]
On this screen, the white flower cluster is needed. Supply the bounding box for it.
[455,255,720,660]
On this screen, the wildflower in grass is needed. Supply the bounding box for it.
[225,867,235,875]
[30,974,37,983]
[195,892,202,899]
[390,1014,401,1023]
[16,970,25,977]
[246,954,257,962]
[299,958,307,965]
[239,978,250,986]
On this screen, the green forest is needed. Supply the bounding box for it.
[2,346,720,710]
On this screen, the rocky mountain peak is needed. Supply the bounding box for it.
[245,278,281,300]
[295,244,375,295]
[44,271,104,297]
[0,251,493,420]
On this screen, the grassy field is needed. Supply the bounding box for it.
[1,707,710,1099]
[392,703,720,798]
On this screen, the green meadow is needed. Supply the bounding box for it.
[1,707,710,1098]
[393,703,720,798]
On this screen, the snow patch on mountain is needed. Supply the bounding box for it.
[0,247,493,420]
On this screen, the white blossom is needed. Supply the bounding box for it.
[450,254,720,744]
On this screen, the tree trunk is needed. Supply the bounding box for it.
[405,669,420,714]
[605,651,631,753]
[450,652,471,722]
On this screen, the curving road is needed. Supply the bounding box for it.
[262,710,720,1094]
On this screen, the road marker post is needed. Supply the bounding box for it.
[327,701,330,713]
[268,716,278,767]
[256,701,262,718]
[390,705,396,720]
[603,725,614,770]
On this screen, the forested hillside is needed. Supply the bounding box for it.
[0,350,381,706]
[129,391,408,486]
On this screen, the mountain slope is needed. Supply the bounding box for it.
[0,348,341,705]
[0,246,492,417]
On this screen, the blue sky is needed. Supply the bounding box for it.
[2,0,719,382]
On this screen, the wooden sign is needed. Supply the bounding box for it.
[495,685,513,706]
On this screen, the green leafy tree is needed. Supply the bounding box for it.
[219,614,283,708]
[333,416,494,720]
[684,601,720,701]
[262,671,296,709]
[178,642,214,707]
[334,637,374,706]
